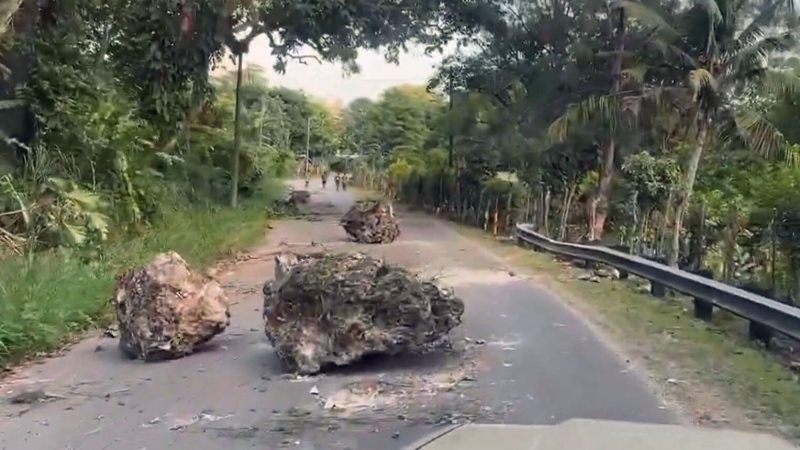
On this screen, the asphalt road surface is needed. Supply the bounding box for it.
[0,180,675,449]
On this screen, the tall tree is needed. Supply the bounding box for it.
[549,0,800,263]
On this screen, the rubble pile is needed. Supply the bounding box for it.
[113,252,231,361]
[340,199,400,244]
[262,252,464,374]
[273,189,311,214]
[287,190,311,206]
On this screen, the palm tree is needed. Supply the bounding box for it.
[550,0,800,266]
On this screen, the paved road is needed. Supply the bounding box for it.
[0,181,674,449]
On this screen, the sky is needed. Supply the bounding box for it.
[240,36,446,106]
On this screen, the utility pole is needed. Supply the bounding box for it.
[304,117,311,177]
[448,68,454,167]
[230,51,243,208]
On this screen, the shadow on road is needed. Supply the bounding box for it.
[319,349,461,377]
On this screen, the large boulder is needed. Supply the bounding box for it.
[262,252,464,374]
[340,199,400,244]
[113,252,230,361]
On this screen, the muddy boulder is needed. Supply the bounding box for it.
[262,252,464,374]
[340,199,400,244]
[113,252,230,361]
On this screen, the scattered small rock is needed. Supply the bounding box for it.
[102,327,118,338]
[577,272,601,283]
[7,389,64,405]
[594,267,621,279]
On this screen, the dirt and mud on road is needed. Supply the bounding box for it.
[0,181,675,450]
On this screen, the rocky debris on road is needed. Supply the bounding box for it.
[262,252,465,374]
[265,374,488,441]
[340,199,400,244]
[287,190,311,206]
[6,388,64,405]
[272,189,312,216]
[259,358,492,444]
[113,252,231,361]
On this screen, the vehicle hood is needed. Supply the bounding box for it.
[400,418,797,450]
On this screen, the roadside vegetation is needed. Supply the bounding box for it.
[0,0,494,367]
[0,36,305,367]
[313,0,800,439]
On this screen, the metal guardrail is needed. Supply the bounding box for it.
[514,223,800,343]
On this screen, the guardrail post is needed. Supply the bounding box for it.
[748,322,773,346]
[646,255,667,298]
[650,280,666,298]
[690,268,714,322]
[583,240,603,270]
[739,284,775,347]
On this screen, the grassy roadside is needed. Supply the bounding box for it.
[0,183,285,369]
[450,224,800,439]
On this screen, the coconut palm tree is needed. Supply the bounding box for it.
[550,0,800,266]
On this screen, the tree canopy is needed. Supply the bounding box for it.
[331,0,800,304]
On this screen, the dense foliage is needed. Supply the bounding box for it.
[335,0,800,304]
[0,0,498,253]
[0,0,499,364]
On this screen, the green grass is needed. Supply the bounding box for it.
[450,224,800,440]
[0,182,285,368]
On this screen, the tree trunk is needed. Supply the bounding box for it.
[791,254,800,304]
[591,143,615,240]
[524,191,532,222]
[455,177,461,216]
[589,6,626,241]
[668,121,708,267]
[492,196,500,236]
[229,51,244,208]
[559,183,577,241]
[542,189,551,236]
